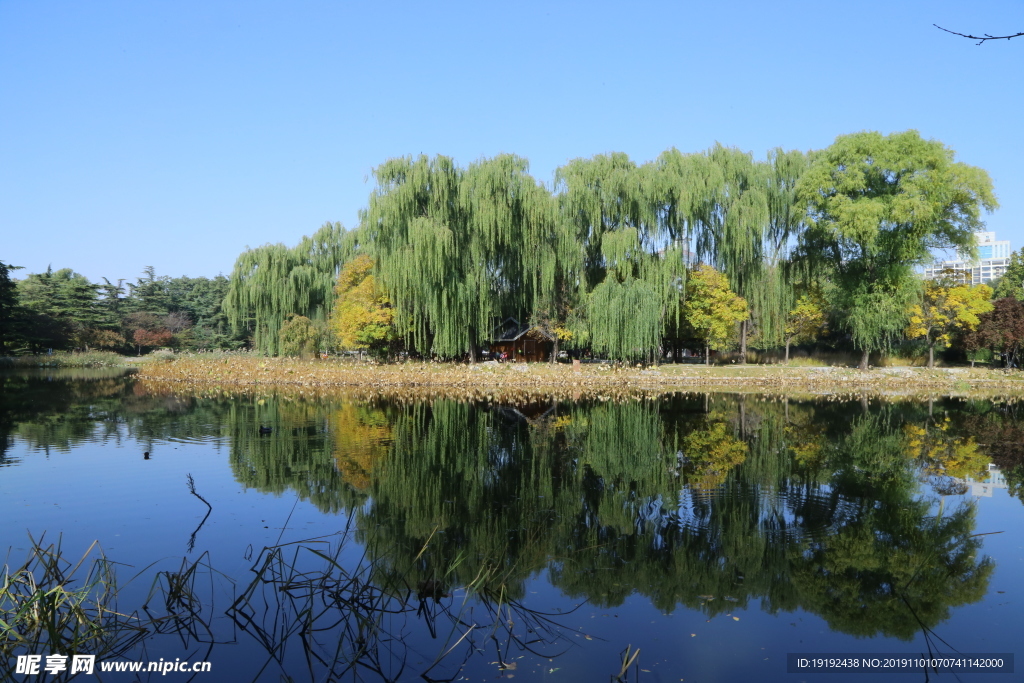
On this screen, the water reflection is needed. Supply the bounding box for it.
[3,370,1023,677]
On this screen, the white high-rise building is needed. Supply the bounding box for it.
[923,231,1012,285]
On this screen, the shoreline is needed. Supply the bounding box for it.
[134,355,1024,400]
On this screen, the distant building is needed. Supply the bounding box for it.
[924,231,1012,285]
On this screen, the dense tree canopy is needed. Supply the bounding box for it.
[1,265,242,355]
[363,154,560,359]
[795,130,998,368]
[3,130,1005,366]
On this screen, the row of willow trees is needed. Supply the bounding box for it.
[223,130,1003,364]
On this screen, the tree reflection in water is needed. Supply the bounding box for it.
[2,371,1017,680]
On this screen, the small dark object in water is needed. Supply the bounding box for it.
[259,426,273,435]
[143,452,151,460]
[416,579,449,602]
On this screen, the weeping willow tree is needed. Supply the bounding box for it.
[655,146,809,360]
[224,222,360,355]
[362,154,559,359]
[554,153,688,361]
[748,148,810,351]
[693,145,769,362]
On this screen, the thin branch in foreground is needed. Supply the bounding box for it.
[934,24,1024,45]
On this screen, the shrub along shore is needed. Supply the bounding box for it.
[133,355,1024,400]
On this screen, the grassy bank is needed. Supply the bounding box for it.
[135,354,1024,399]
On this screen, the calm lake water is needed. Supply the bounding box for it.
[2,369,1022,682]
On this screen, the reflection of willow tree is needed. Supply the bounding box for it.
[227,395,364,513]
[556,397,790,613]
[358,401,563,600]
[351,396,992,641]
[555,406,992,637]
[5,374,997,641]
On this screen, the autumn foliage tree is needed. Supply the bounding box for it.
[906,275,993,368]
[132,328,173,353]
[964,297,1024,368]
[329,254,395,357]
[784,292,827,362]
[682,265,748,365]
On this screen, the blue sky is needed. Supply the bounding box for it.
[2,1,1022,285]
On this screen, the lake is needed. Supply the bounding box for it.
[2,368,1022,681]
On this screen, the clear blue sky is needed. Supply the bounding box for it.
[2,1,1022,285]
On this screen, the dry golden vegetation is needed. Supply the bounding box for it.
[135,355,1024,401]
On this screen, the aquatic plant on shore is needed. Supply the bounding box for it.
[135,354,1024,399]
[0,535,149,667]
[2,528,594,682]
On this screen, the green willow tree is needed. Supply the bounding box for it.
[555,153,687,361]
[750,148,810,352]
[795,130,997,369]
[695,145,768,363]
[363,154,559,359]
[655,146,806,362]
[224,222,359,355]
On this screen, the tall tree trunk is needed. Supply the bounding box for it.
[785,338,791,363]
[705,343,710,366]
[550,335,559,364]
[859,348,870,370]
[928,337,935,369]
[739,320,747,364]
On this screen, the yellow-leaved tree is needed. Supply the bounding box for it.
[906,274,993,368]
[784,292,827,363]
[329,255,395,358]
[682,265,748,365]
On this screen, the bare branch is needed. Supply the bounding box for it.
[934,24,1024,45]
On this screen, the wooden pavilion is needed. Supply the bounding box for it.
[487,318,555,362]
